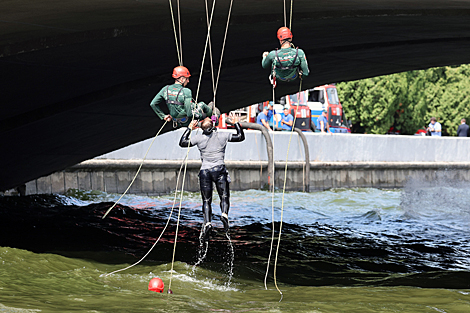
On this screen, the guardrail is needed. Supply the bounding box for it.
[241,122,310,192]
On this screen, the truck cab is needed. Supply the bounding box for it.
[307,85,351,133]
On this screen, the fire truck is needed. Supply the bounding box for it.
[219,85,350,133]
[305,85,351,133]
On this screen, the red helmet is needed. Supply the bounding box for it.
[277,27,293,41]
[172,66,191,79]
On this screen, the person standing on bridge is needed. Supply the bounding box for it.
[262,27,309,86]
[150,66,219,128]
[256,106,273,131]
[427,117,442,136]
[317,109,332,134]
[456,118,469,137]
[179,113,245,240]
[280,107,294,131]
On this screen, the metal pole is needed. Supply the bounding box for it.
[293,128,310,192]
[241,123,274,191]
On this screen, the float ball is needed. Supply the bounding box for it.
[148,277,164,293]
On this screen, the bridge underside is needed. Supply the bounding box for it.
[1,0,470,191]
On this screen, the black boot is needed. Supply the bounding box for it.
[201,222,213,241]
[220,213,229,233]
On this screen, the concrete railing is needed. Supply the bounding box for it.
[18,131,470,196]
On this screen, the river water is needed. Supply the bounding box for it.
[1,181,470,312]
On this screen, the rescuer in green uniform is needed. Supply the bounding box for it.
[150,66,218,127]
[262,27,309,84]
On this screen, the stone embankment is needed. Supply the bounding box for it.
[24,129,470,195]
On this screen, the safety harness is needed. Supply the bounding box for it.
[274,47,299,70]
[166,85,185,106]
[270,47,300,87]
[166,85,188,127]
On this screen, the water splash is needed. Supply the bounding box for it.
[224,232,235,286]
[192,232,209,273]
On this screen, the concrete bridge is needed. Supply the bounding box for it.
[2,0,470,191]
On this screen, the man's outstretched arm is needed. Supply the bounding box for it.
[179,121,198,147]
[229,122,245,142]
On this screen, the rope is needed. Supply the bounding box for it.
[213,0,234,105]
[289,0,293,30]
[204,0,216,96]
[283,0,294,30]
[272,76,303,302]
[101,156,188,276]
[283,0,286,27]
[102,120,168,219]
[195,0,217,103]
[168,0,182,65]
[263,90,277,291]
[167,0,234,291]
[166,0,216,287]
[177,0,183,64]
[168,117,196,292]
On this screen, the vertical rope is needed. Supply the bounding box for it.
[289,0,293,30]
[168,115,197,292]
[204,0,216,96]
[195,0,217,103]
[177,0,183,64]
[167,157,189,291]
[264,89,277,290]
[168,0,182,65]
[272,77,303,301]
[213,0,234,105]
[283,0,287,27]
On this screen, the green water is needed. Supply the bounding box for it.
[1,187,470,312]
[1,246,469,312]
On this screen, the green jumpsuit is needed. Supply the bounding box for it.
[150,83,212,127]
[262,47,309,82]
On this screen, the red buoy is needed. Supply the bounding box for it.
[148,277,164,293]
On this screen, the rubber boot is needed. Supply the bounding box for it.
[201,222,213,241]
[220,212,229,233]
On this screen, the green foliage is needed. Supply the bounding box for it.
[336,64,470,135]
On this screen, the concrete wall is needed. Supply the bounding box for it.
[21,131,470,195]
[24,160,470,195]
[97,130,470,163]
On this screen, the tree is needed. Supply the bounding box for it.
[336,64,470,135]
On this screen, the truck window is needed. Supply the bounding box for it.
[326,88,339,105]
[308,90,318,102]
[289,94,299,104]
[308,90,324,104]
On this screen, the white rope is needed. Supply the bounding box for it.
[195,0,217,103]
[213,0,234,105]
[289,0,293,30]
[204,0,216,96]
[168,0,182,65]
[283,0,287,27]
[168,119,196,292]
[177,0,183,64]
[272,77,303,301]
[102,156,189,276]
[264,93,277,291]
